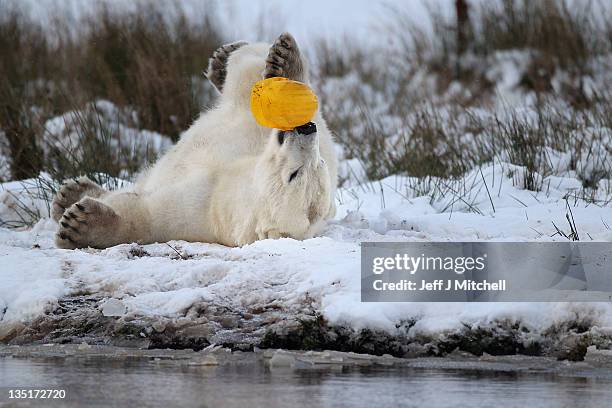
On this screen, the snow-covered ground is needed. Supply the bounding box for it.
[2,158,612,352]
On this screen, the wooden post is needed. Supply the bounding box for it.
[455,0,470,79]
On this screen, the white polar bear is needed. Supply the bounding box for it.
[52,33,338,249]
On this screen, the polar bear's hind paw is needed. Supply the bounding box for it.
[205,41,248,93]
[56,197,120,249]
[264,32,305,82]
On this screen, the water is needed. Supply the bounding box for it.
[2,352,612,408]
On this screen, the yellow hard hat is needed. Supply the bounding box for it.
[250,77,318,131]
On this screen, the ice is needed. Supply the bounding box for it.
[269,350,296,367]
[101,299,127,317]
[584,346,612,365]
[189,355,219,366]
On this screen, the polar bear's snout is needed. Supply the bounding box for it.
[281,123,319,156]
[277,122,317,147]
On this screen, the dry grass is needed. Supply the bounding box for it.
[76,3,221,138]
[314,0,612,198]
[381,0,612,103]
[0,0,222,181]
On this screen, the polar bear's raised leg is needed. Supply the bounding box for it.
[205,41,248,93]
[52,177,106,222]
[55,192,150,249]
[264,32,307,82]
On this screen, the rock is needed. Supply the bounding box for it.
[0,321,25,342]
[268,319,303,337]
[554,334,590,361]
[152,320,167,333]
[180,323,212,338]
[220,316,238,329]
[78,341,91,351]
[101,299,127,317]
[405,342,429,358]
[175,317,193,328]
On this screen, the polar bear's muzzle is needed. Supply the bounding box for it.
[278,122,317,146]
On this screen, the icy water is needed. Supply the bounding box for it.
[2,353,612,408]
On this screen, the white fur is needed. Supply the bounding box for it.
[92,42,338,247]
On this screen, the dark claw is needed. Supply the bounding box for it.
[67,211,76,219]
[61,221,78,232]
[75,203,85,211]
[266,60,282,71]
[58,232,75,243]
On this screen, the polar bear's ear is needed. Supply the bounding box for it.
[205,41,248,93]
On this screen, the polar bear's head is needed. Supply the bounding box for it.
[256,122,332,238]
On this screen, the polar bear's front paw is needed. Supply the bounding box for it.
[52,177,105,222]
[56,197,119,249]
[264,32,305,82]
[205,41,248,93]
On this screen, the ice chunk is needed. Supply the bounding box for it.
[101,299,126,317]
[189,355,218,366]
[269,350,296,367]
[585,345,612,365]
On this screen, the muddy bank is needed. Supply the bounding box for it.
[2,295,612,362]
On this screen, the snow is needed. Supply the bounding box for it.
[1,159,612,340]
[0,219,68,322]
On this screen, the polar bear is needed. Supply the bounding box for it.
[52,33,338,249]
